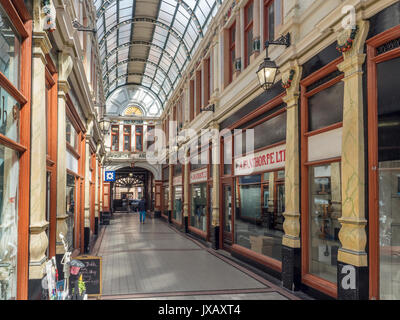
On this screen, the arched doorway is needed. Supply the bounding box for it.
[112,166,155,213]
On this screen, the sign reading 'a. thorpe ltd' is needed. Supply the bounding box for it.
[234,144,286,175]
[190,168,208,184]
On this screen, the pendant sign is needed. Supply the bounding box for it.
[104,171,116,182]
[234,144,286,175]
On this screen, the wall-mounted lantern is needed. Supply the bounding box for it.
[257,33,291,90]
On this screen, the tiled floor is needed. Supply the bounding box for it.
[95,212,301,300]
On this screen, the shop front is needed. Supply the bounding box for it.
[232,106,286,272]
[219,83,287,272]
[0,1,32,300]
[366,7,400,300]
[189,166,211,240]
[300,51,344,298]
[172,164,183,227]
[161,164,169,220]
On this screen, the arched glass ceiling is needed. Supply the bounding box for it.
[106,85,163,117]
[94,0,220,110]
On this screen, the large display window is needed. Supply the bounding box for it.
[0,1,32,300]
[234,169,285,263]
[190,183,207,232]
[172,185,182,224]
[300,55,344,298]
[367,24,400,300]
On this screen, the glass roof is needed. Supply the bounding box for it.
[94,0,220,112]
[106,85,163,117]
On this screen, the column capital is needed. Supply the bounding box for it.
[32,31,52,63]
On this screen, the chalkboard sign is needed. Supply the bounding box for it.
[70,255,102,297]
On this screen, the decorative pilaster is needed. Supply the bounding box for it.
[56,52,73,255]
[28,30,52,285]
[336,20,370,300]
[211,32,220,100]
[168,163,173,223]
[281,64,302,291]
[210,121,220,249]
[183,149,189,233]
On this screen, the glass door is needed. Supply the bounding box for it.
[376,56,400,300]
[222,184,233,247]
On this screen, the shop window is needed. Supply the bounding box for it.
[123,125,131,151]
[173,163,182,176]
[234,170,284,262]
[0,5,21,89]
[223,185,232,233]
[66,117,78,150]
[223,137,232,176]
[0,87,20,142]
[308,81,344,132]
[135,125,143,152]
[111,125,119,151]
[263,0,282,42]
[66,173,76,250]
[0,144,20,299]
[173,185,183,222]
[308,162,342,283]
[191,183,207,232]
[253,112,286,150]
[244,0,254,68]
[146,125,155,150]
[191,148,208,171]
[163,185,169,215]
[376,56,400,299]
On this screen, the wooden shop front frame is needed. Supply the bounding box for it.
[220,92,286,272]
[188,143,213,241]
[300,56,344,299]
[367,24,400,300]
[0,0,32,300]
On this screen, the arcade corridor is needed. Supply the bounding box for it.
[94,212,302,300]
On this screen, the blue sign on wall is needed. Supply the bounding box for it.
[104,171,116,182]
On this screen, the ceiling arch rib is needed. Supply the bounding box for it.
[106,85,163,116]
[106,74,169,100]
[98,18,191,59]
[103,58,174,89]
[95,0,221,117]
[96,0,203,38]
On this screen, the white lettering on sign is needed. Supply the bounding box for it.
[234,144,286,175]
[173,175,182,186]
[190,168,208,184]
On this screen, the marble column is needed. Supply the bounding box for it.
[336,20,370,300]
[281,64,302,291]
[28,31,51,289]
[56,52,73,256]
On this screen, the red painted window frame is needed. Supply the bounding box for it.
[244,0,254,69]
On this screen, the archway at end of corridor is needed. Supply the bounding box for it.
[111,166,155,213]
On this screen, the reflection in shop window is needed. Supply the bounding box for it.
[190,183,207,232]
[234,170,284,261]
[0,144,19,300]
[173,186,182,222]
[309,162,342,283]
[0,4,20,89]
[66,173,76,250]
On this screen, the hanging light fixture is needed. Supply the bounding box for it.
[99,118,111,135]
[257,33,291,90]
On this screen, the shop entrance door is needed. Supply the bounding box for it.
[221,183,233,249]
[368,25,400,300]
